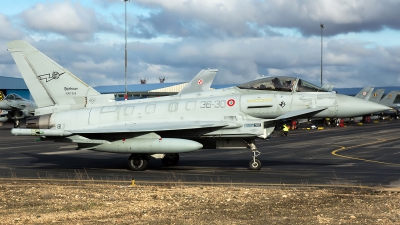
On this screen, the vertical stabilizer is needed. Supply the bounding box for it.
[7,40,100,108]
[178,69,218,95]
[354,87,374,100]
[322,83,334,91]
[380,90,399,106]
[368,89,385,103]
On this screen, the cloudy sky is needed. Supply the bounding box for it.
[0,0,400,88]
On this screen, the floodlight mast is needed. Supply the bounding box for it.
[320,23,325,87]
[124,0,130,100]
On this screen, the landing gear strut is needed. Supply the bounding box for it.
[128,154,149,171]
[161,153,180,166]
[14,119,20,128]
[245,139,262,170]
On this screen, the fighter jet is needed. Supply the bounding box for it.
[0,93,37,127]
[7,40,390,171]
[378,90,400,117]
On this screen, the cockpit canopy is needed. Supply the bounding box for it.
[237,76,328,93]
[4,93,24,101]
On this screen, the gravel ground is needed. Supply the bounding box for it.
[1,180,399,224]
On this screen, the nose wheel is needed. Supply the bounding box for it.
[249,158,262,170]
[245,139,262,170]
[249,150,262,170]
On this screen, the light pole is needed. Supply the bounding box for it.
[320,23,325,87]
[123,0,130,100]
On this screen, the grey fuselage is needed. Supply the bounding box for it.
[36,86,367,141]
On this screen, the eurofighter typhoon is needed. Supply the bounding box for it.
[7,40,390,171]
[0,93,37,127]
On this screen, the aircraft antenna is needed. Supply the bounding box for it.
[123,0,130,100]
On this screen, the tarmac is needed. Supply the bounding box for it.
[0,119,399,188]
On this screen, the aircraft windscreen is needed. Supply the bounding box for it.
[5,94,23,100]
[237,76,297,92]
[296,79,328,92]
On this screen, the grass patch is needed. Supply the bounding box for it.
[0,180,399,224]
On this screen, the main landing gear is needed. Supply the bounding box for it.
[245,139,262,170]
[161,153,180,166]
[128,154,148,171]
[127,153,180,171]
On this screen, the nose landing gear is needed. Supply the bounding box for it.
[245,139,262,170]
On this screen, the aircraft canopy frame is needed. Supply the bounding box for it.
[237,76,329,93]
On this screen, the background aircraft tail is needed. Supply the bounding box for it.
[380,90,399,106]
[354,87,374,100]
[368,89,385,103]
[322,83,334,91]
[7,40,101,109]
[177,69,218,95]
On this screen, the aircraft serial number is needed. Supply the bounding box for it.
[199,100,226,108]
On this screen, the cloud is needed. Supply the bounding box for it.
[0,14,24,40]
[20,1,117,41]
[2,0,400,89]
[132,0,400,38]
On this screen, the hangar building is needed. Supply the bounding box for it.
[0,76,30,100]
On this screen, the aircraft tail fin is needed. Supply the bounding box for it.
[177,69,218,95]
[7,40,100,109]
[380,90,399,106]
[368,89,385,103]
[354,87,374,100]
[322,83,335,91]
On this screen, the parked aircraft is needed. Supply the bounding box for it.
[378,90,399,117]
[0,92,7,123]
[0,93,37,127]
[7,40,390,171]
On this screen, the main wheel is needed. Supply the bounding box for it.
[128,154,149,171]
[249,159,262,170]
[161,153,179,166]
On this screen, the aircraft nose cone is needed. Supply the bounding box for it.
[336,94,391,117]
[0,100,10,110]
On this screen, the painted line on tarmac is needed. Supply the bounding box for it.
[332,137,400,166]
